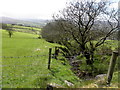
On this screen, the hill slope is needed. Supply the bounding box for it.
[2,30,80,88]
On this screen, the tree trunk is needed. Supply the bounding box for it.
[84,51,93,65]
[84,51,95,75]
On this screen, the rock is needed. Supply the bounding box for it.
[95,74,107,80]
[47,83,63,88]
[46,85,54,89]
[38,36,41,39]
[35,48,41,51]
[64,80,74,87]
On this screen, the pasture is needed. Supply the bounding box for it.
[9,24,41,34]
[2,30,80,88]
[1,28,119,88]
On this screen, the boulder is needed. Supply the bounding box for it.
[47,83,63,88]
[95,74,107,80]
[64,80,74,87]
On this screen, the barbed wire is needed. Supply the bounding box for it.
[1,63,67,67]
[1,64,47,67]
[53,53,112,57]
[2,73,51,78]
[0,52,113,59]
[1,58,108,68]
[0,54,48,59]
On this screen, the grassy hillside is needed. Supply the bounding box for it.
[2,30,80,88]
[9,24,41,35]
[2,29,119,88]
[13,25,41,31]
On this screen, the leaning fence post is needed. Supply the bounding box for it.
[48,48,52,70]
[106,51,118,86]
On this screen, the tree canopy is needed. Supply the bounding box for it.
[41,0,119,72]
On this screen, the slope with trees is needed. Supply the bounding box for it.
[41,0,119,76]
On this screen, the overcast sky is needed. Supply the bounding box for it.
[0,0,119,20]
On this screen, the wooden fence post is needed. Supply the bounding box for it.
[54,46,59,60]
[106,51,118,86]
[48,48,52,70]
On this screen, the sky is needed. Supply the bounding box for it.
[0,0,119,20]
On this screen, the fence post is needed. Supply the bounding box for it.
[106,51,118,86]
[48,48,52,70]
[54,47,59,60]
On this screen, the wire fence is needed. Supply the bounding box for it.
[1,53,114,69]
[0,54,108,59]
[1,47,118,87]
[1,52,113,66]
[2,53,49,87]
[1,54,48,59]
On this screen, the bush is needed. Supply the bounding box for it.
[76,53,111,77]
[93,60,109,75]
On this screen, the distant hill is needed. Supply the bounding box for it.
[1,17,49,28]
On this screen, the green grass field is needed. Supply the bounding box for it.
[2,29,119,88]
[13,25,41,30]
[2,30,81,88]
[8,24,42,35]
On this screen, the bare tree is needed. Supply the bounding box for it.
[42,19,82,56]
[53,0,119,70]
